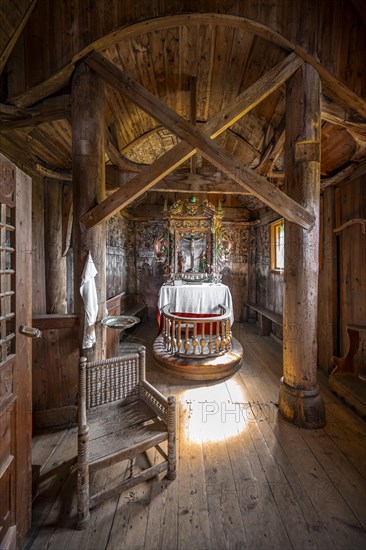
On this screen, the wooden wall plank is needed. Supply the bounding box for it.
[44,179,67,313]
[32,174,46,314]
[14,163,33,545]
[318,186,338,373]
[32,315,80,429]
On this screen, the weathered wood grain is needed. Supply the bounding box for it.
[280,63,325,428]
[26,322,366,550]
[44,179,67,313]
[71,62,106,359]
[82,51,313,230]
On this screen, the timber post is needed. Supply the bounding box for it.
[318,186,338,373]
[72,62,106,360]
[279,63,326,428]
[44,178,67,313]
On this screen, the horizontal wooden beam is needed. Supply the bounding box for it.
[32,314,79,330]
[129,204,251,222]
[9,12,366,124]
[83,51,313,230]
[322,96,366,136]
[321,159,366,190]
[152,180,252,196]
[0,95,71,130]
[0,103,36,117]
[105,165,252,194]
[35,163,72,181]
[35,162,253,196]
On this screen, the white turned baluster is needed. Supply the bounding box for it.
[172,320,177,352]
[184,323,190,354]
[208,322,214,354]
[215,321,221,353]
[192,321,199,355]
[200,322,207,355]
[177,320,183,353]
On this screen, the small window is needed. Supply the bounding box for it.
[270,219,284,272]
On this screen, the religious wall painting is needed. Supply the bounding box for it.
[136,221,164,257]
[106,213,134,252]
[256,224,270,266]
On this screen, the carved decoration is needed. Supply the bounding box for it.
[0,159,15,207]
[154,198,224,283]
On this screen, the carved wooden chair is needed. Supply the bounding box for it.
[77,346,176,528]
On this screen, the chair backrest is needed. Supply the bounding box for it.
[80,347,146,409]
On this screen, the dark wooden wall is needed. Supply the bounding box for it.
[249,210,284,339]
[221,225,251,321]
[32,175,46,313]
[338,177,366,376]
[317,178,366,374]
[106,213,135,299]
[32,315,79,428]
[250,179,366,377]
[135,221,165,318]
[7,0,366,101]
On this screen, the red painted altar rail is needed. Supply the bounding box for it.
[161,304,232,357]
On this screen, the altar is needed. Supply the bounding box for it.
[153,197,242,380]
[157,283,234,327]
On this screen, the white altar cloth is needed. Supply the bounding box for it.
[157,283,234,325]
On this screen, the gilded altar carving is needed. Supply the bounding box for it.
[153,198,224,283]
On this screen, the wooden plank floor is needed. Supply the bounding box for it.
[26,322,366,550]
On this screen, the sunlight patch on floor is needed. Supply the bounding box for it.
[180,378,248,444]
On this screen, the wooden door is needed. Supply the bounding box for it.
[0,155,32,549]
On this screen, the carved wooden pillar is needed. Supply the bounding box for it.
[44,178,67,313]
[72,63,106,360]
[279,63,325,428]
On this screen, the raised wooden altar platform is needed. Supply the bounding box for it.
[154,283,242,380]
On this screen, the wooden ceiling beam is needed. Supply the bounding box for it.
[321,96,366,137]
[104,127,146,172]
[129,204,250,222]
[0,95,71,130]
[9,13,366,121]
[35,163,72,182]
[82,51,312,229]
[151,182,252,195]
[105,165,252,194]
[0,0,38,77]
[321,160,366,191]
[190,76,197,174]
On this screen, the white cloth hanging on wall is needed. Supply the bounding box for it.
[80,252,98,349]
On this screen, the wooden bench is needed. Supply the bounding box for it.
[121,293,148,322]
[247,303,283,336]
[330,324,366,417]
